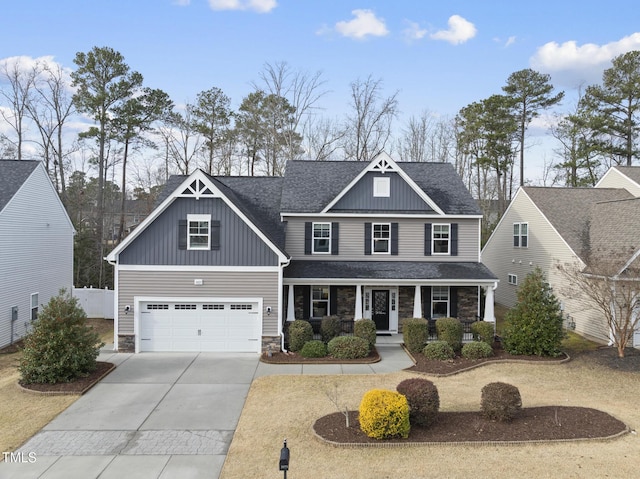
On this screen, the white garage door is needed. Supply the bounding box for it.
[139,301,260,352]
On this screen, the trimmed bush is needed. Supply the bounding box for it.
[359,389,410,439]
[354,319,377,350]
[327,336,370,359]
[288,320,313,352]
[461,341,493,359]
[435,317,463,352]
[300,340,328,358]
[321,316,342,343]
[480,382,522,422]
[422,341,455,360]
[403,318,429,353]
[396,378,440,427]
[19,290,103,384]
[471,321,495,346]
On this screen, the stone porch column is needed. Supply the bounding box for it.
[483,283,497,322]
[287,285,295,321]
[413,285,422,318]
[354,284,363,320]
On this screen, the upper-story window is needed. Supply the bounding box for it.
[373,223,391,253]
[432,224,450,254]
[513,222,528,248]
[187,214,211,250]
[313,223,331,253]
[373,176,390,197]
[30,293,38,321]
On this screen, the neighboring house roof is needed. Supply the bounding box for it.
[613,166,640,186]
[0,160,39,214]
[522,186,633,261]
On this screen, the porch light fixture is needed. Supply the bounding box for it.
[279,439,290,478]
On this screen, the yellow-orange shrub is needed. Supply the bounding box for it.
[358,389,410,439]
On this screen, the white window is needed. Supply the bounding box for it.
[513,222,528,248]
[30,293,38,321]
[312,286,330,317]
[373,176,390,197]
[431,286,449,318]
[432,224,450,254]
[508,274,518,285]
[313,223,331,253]
[372,223,390,253]
[187,214,210,250]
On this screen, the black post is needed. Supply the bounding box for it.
[279,439,289,478]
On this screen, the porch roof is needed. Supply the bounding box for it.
[283,260,497,284]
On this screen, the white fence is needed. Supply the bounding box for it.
[73,286,114,319]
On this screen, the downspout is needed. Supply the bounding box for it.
[280,258,291,353]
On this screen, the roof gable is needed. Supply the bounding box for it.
[0,160,39,214]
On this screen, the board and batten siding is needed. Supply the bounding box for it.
[117,270,280,336]
[119,197,279,267]
[0,164,74,348]
[285,217,480,262]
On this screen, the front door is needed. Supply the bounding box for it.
[372,289,390,330]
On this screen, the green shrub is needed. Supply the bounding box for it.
[19,290,103,384]
[321,316,342,343]
[327,336,370,359]
[422,341,455,360]
[435,317,463,352]
[480,382,522,422]
[359,389,410,439]
[354,319,376,350]
[396,378,439,427]
[461,341,494,359]
[403,318,429,353]
[471,321,495,346]
[503,267,564,357]
[288,320,313,352]
[300,340,328,358]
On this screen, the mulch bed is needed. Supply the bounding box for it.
[313,407,629,445]
[575,346,640,373]
[18,362,115,395]
[261,348,381,364]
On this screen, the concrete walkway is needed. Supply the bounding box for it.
[0,340,413,479]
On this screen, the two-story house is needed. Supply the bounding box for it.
[106,153,498,354]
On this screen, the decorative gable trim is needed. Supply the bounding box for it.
[320,152,445,215]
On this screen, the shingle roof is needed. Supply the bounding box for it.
[522,186,633,260]
[0,160,39,213]
[614,166,640,185]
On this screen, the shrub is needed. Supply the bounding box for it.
[19,290,103,384]
[354,319,377,350]
[461,341,494,359]
[422,341,455,360]
[435,317,463,352]
[300,340,328,358]
[359,389,410,439]
[321,316,342,343]
[396,378,439,427]
[503,267,564,357]
[471,321,495,346]
[480,382,522,422]
[327,336,370,359]
[288,320,313,352]
[402,318,429,353]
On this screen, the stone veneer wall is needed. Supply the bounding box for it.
[118,334,135,353]
[457,286,479,320]
[262,336,281,354]
[398,286,416,333]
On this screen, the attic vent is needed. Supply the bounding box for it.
[371,157,395,173]
[373,176,390,197]
[179,177,216,199]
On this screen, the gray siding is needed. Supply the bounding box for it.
[330,171,433,212]
[119,197,278,266]
[0,164,74,348]
[597,169,640,197]
[285,217,480,262]
[117,270,280,336]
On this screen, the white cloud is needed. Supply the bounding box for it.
[430,15,476,45]
[505,36,516,47]
[334,9,389,39]
[403,20,427,42]
[531,32,640,86]
[208,0,277,13]
[172,0,191,6]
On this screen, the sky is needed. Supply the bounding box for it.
[2,0,640,183]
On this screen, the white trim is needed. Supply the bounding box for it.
[282,213,483,219]
[186,213,211,250]
[363,286,399,332]
[595,166,640,191]
[311,222,332,254]
[431,223,451,255]
[116,265,281,272]
[373,176,391,197]
[372,222,391,254]
[283,278,497,286]
[113,265,119,351]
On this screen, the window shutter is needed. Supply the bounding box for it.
[330,286,338,315]
[331,222,339,255]
[451,223,458,256]
[391,222,399,255]
[178,219,187,250]
[304,222,312,255]
[424,223,432,256]
[364,222,372,255]
[302,286,311,319]
[210,220,221,250]
[450,287,458,318]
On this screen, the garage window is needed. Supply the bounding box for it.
[147,304,169,310]
[175,304,197,310]
[230,304,253,310]
[203,304,225,310]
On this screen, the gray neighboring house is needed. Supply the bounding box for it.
[0,160,74,349]
[107,153,498,354]
[482,165,640,347]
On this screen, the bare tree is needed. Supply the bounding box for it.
[396,110,435,162]
[161,107,203,175]
[301,115,345,161]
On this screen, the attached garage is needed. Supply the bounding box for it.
[137,299,262,353]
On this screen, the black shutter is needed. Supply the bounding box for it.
[364,222,372,255]
[331,222,339,255]
[451,223,458,256]
[330,286,338,315]
[210,220,220,250]
[450,287,458,318]
[423,286,432,319]
[304,222,312,255]
[302,285,311,319]
[391,222,399,255]
[178,219,187,250]
[424,223,432,256]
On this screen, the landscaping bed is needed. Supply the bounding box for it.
[261,347,380,364]
[18,361,115,395]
